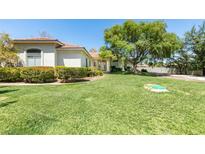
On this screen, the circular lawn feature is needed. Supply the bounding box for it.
[144,84,169,93]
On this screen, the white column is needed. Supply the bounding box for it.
[24,50,27,66]
[41,50,44,66]
[90,60,94,67]
[54,50,57,66]
[106,58,111,72]
[96,60,99,69]
[121,59,125,71]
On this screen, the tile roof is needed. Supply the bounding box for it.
[57,43,92,58]
[13,37,58,41]
[59,43,82,49]
[13,38,93,58]
[13,37,64,46]
[89,48,100,59]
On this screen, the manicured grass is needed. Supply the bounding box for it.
[0,74,205,134]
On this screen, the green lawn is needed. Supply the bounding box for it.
[0,74,205,134]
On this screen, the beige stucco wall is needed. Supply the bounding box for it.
[56,49,91,67]
[15,44,56,66]
[15,44,92,68]
[81,50,91,67]
[57,50,81,67]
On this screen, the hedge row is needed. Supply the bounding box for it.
[0,66,103,83]
[0,67,22,82]
[21,67,56,83]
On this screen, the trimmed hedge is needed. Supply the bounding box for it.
[87,67,103,77]
[0,67,23,82]
[0,66,103,83]
[55,66,103,82]
[20,67,56,83]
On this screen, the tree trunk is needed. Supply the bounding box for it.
[178,67,182,74]
[185,68,187,75]
[203,68,205,76]
[132,63,138,73]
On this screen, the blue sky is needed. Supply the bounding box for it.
[0,19,204,51]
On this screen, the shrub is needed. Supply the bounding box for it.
[87,67,103,77]
[96,69,103,76]
[56,66,87,80]
[20,67,56,83]
[0,66,103,83]
[141,69,148,73]
[111,66,122,72]
[125,66,131,71]
[56,66,103,82]
[0,67,22,82]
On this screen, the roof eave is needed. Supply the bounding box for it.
[12,40,64,46]
[57,47,92,59]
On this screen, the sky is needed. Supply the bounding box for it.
[0,19,204,51]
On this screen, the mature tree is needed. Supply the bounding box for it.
[185,22,205,75]
[100,20,182,72]
[99,46,114,59]
[167,49,194,74]
[0,33,18,67]
[100,46,128,71]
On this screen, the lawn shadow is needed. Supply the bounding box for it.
[0,100,17,108]
[0,89,19,94]
[110,71,160,77]
[0,86,8,88]
[137,72,171,77]
[109,72,135,75]
[66,79,90,82]
[136,72,158,77]
[110,71,172,78]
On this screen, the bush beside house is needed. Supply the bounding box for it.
[21,67,56,83]
[87,67,103,77]
[0,67,23,82]
[0,66,103,83]
[56,66,103,82]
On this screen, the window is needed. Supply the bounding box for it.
[27,49,41,66]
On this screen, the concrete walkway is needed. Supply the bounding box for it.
[161,74,205,82]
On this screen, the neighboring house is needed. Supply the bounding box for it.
[13,37,111,72]
[89,49,111,72]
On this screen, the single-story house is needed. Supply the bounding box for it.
[13,37,111,72]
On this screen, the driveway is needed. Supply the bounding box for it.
[161,74,205,82]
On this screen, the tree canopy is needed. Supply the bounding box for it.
[100,20,182,71]
[185,22,205,75]
[0,33,18,67]
[99,46,114,59]
[167,49,194,75]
